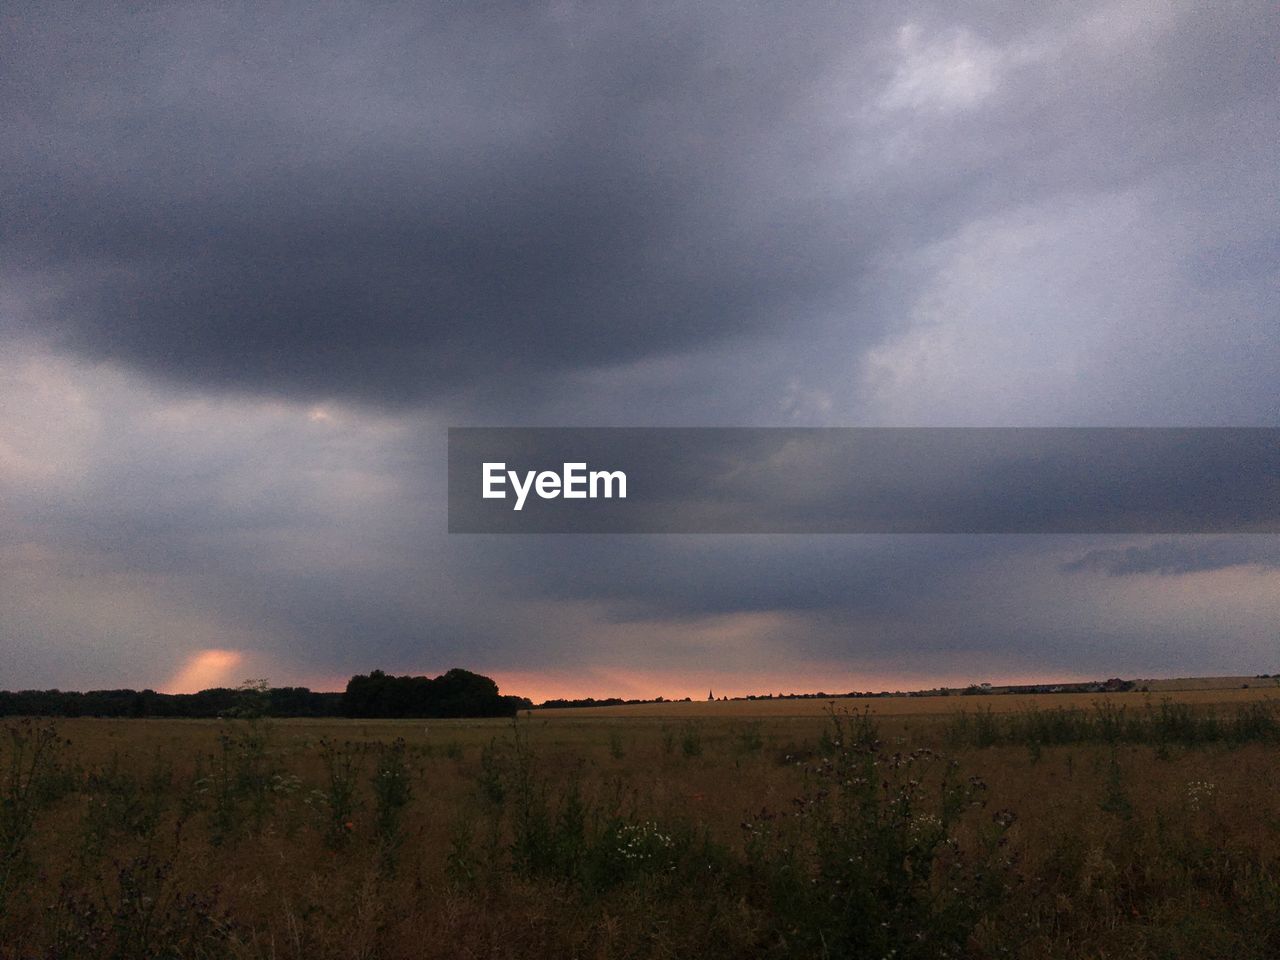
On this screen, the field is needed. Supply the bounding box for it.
[535,682,1280,718]
[3,688,1280,959]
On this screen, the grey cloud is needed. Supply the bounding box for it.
[2,1,1279,692]
[452,535,976,620]
[4,2,1275,414]
[2,2,896,405]
[1064,538,1280,577]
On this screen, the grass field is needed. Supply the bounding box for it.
[3,687,1279,959]
[535,682,1280,718]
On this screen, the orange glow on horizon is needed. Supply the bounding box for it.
[485,666,1096,706]
[210,664,1099,705]
[163,649,245,694]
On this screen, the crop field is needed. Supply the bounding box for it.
[535,683,1280,718]
[3,689,1280,959]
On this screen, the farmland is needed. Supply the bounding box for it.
[3,687,1279,959]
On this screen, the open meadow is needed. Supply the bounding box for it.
[3,687,1280,959]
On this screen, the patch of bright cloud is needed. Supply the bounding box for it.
[878,24,1003,113]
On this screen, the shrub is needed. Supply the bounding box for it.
[311,738,360,849]
[373,737,413,868]
[747,709,1012,959]
[1,720,66,911]
[478,737,507,805]
[680,723,703,758]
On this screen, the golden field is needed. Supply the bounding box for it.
[534,682,1280,719]
[2,685,1279,959]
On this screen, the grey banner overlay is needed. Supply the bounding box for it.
[448,428,1280,534]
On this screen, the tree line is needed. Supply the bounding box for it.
[0,668,531,719]
[343,668,530,718]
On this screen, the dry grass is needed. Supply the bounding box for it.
[534,683,1280,718]
[2,689,1279,959]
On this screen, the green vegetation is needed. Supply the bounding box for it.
[945,698,1280,749]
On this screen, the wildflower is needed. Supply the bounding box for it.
[1186,780,1216,811]
[992,809,1017,829]
[908,813,943,844]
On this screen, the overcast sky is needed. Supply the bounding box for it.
[2,1,1277,700]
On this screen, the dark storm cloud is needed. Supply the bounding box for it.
[2,1,900,404]
[3,1,1279,692]
[447,529,1280,681]
[451,534,1029,621]
[6,1,1274,409]
[1064,538,1280,577]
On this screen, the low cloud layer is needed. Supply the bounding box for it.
[1065,538,1280,577]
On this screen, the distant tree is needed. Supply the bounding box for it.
[342,668,528,719]
[223,679,272,719]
